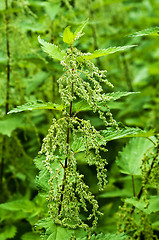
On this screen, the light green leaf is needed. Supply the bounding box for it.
[71,137,85,153]
[99,189,131,198]
[101,127,155,141]
[125,196,159,214]
[0,115,24,137]
[7,101,64,114]
[104,91,139,101]
[78,232,127,240]
[73,100,91,112]
[36,218,86,240]
[0,225,17,240]
[74,19,88,41]
[0,200,34,212]
[21,232,41,240]
[116,137,154,175]
[73,93,139,113]
[63,26,74,45]
[38,36,65,61]
[80,45,136,60]
[130,27,159,37]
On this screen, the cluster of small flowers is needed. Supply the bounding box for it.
[72,117,108,190]
[39,44,120,230]
[39,116,103,229]
[60,47,118,127]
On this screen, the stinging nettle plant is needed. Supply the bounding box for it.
[35,20,136,232]
[7,19,140,238]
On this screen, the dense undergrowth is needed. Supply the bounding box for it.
[0,0,159,239]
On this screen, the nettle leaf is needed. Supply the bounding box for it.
[0,115,24,137]
[38,36,65,61]
[0,225,17,240]
[81,45,136,60]
[104,91,139,101]
[21,232,40,240]
[8,101,64,114]
[79,232,127,240]
[63,26,74,45]
[0,200,34,212]
[125,196,159,214]
[116,137,154,175]
[71,137,85,153]
[73,100,91,112]
[74,19,88,41]
[101,127,155,141]
[36,218,86,240]
[73,92,138,113]
[130,27,159,37]
[72,127,154,154]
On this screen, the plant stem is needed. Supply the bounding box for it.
[137,146,159,199]
[122,53,133,92]
[58,82,74,214]
[5,0,11,114]
[0,0,11,192]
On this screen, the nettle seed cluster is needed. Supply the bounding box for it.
[39,27,118,230]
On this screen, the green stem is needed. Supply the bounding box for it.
[58,82,74,214]
[87,0,101,67]
[122,53,133,92]
[0,0,11,192]
[5,0,11,114]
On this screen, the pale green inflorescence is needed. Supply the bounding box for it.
[39,40,118,229]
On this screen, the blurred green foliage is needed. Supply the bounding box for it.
[0,0,159,239]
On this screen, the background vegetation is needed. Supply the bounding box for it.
[0,0,159,239]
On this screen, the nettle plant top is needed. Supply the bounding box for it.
[36,20,136,230]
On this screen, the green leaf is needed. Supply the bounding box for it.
[71,137,86,153]
[130,27,159,37]
[73,93,139,113]
[73,100,91,112]
[116,137,154,175]
[21,232,41,240]
[78,232,127,240]
[0,115,24,137]
[101,127,155,141]
[0,225,17,240]
[104,91,139,101]
[99,189,131,198]
[36,218,86,240]
[0,200,34,212]
[125,196,159,214]
[63,26,74,45]
[74,19,88,41]
[80,45,136,60]
[38,36,65,61]
[7,101,64,114]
